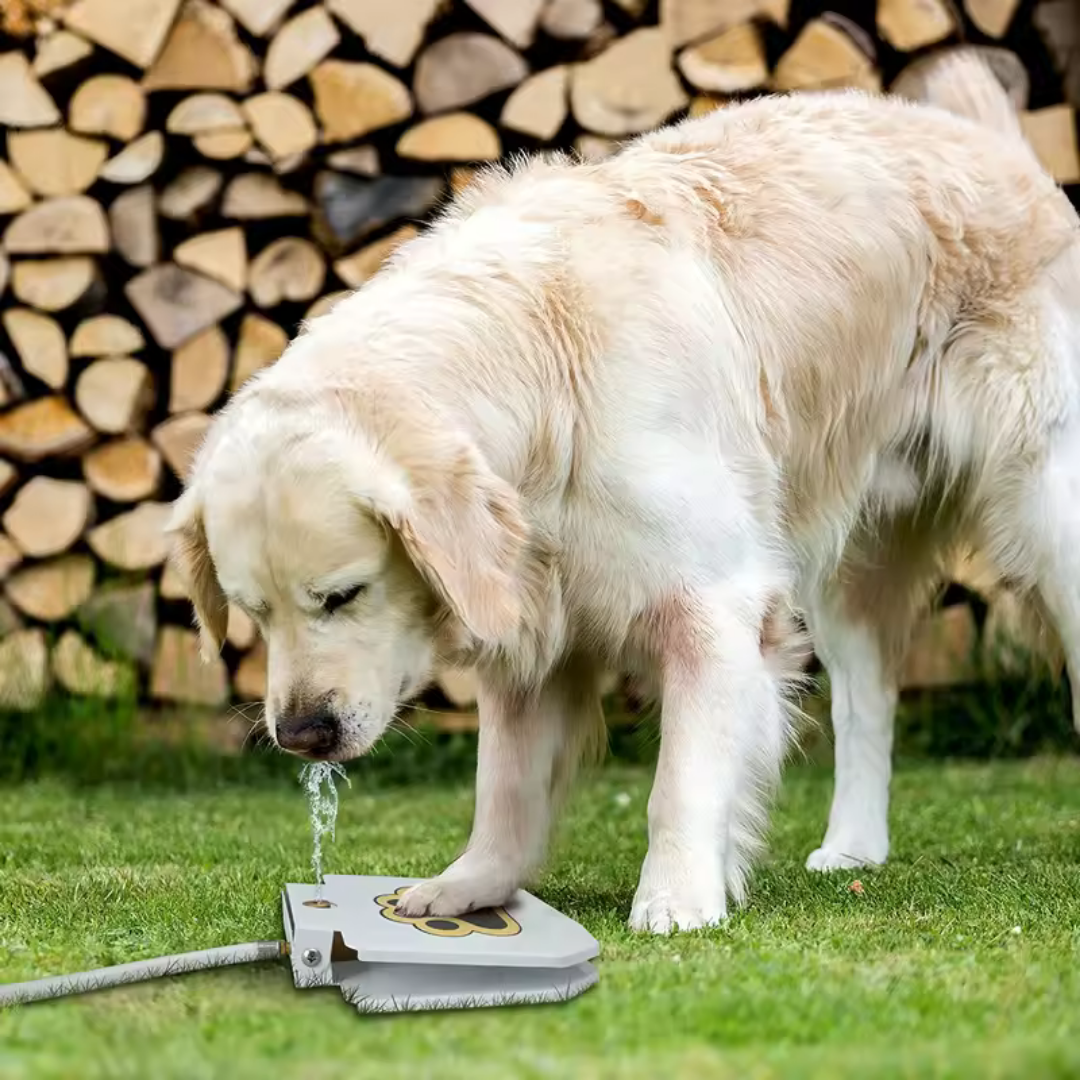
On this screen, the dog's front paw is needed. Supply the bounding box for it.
[629,887,725,934]
[396,859,518,918]
[629,849,726,934]
[805,840,887,873]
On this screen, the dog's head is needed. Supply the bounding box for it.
[167,378,527,761]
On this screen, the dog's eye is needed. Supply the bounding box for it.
[322,584,366,615]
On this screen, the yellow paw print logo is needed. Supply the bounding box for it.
[374,885,522,938]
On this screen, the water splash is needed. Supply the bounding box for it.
[299,761,350,898]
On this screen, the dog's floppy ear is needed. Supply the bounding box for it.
[388,437,528,643]
[166,486,229,659]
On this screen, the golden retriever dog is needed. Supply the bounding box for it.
[170,60,1080,933]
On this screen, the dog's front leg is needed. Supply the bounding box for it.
[397,668,602,918]
[630,593,791,934]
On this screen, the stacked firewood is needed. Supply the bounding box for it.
[0,0,1076,717]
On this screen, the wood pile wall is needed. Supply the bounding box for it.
[0,0,1076,722]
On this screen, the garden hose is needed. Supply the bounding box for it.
[0,940,288,1008]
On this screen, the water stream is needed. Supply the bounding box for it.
[299,761,350,898]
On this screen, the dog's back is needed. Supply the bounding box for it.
[549,93,1075,551]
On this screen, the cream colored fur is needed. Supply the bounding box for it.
[170,79,1080,932]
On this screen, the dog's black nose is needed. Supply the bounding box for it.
[276,710,339,757]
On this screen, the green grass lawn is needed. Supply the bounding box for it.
[1,756,1079,1080]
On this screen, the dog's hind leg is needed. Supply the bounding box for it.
[805,495,950,872]
[983,424,1080,734]
[805,593,899,871]
[974,248,1080,732]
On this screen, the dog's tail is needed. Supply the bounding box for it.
[890,45,1026,137]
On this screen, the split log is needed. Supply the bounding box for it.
[169,325,229,412]
[464,0,545,49]
[1,308,68,389]
[69,74,146,140]
[304,291,348,320]
[83,436,162,502]
[333,225,418,289]
[75,357,154,434]
[249,238,326,307]
[772,16,881,92]
[0,253,8,299]
[313,172,443,254]
[677,23,768,93]
[0,628,50,711]
[242,92,318,161]
[151,625,230,706]
[1021,104,1080,184]
[232,313,287,391]
[0,350,27,408]
[326,146,380,176]
[158,166,223,221]
[571,28,689,136]
[62,0,183,68]
[3,196,110,255]
[691,95,726,120]
[0,161,32,215]
[221,173,308,218]
[159,556,188,600]
[660,0,789,49]
[173,227,246,294]
[1034,0,1080,109]
[966,0,1020,39]
[540,0,603,40]
[166,92,246,135]
[436,665,479,708]
[0,535,21,580]
[877,0,954,52]
[310,60,413,143]
[125,263,243,349]
[53,629,131,698]
[397,114,502,161]
[100,132,164,185]
[0,460,18,498]
[87,502,173,570]
[414,33,529,115]
[981,588,1062,677]
[227,604,257,649]
[0,51,61,127]
[901,604,978,690]
[579,22,618,60]
[264,6,340,91]
[110,185,159,267]
[219,0,295,37]
[574,133,620,160]
[3,477,91,557]
[4,556,74,624]
[891,45,1029,114]
[501,66,569,140]
[0,598,21,635]
[34,30,94,77]
[8,129,108,197]
[233,639,266,700]
[0,396,94,461]
[11,257,99,311]
[152,412,211,479]
[194,128,254,160]
[143,0,256,92]
[326,0,441,68]
[70,314,145,358]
